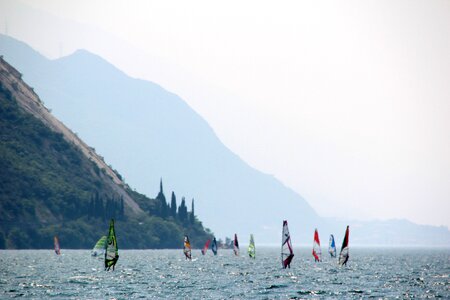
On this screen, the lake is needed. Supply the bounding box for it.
[1,247,449,299]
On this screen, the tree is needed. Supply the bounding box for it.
[190,198,195,224]
[178,197,187,223]
[156,179,168,218]
[170,192,177,217]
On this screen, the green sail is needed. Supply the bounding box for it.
[91,236,107,257]
[105,219,119,271]
[248,234,256,258]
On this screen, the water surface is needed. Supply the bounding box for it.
[1,248,449,298]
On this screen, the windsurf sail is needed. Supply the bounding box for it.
[201,239,211,255]
[328,234,336,257]
[91,236,107,257]
[105,219,119,271]
[248,234,255,259]
[211,237,218,255]
[338,225,349,266]
[312,228,321,262]
[233,234,239,256]
[54,236,60,255]
[281,220,294,269]
[183,235,192,260]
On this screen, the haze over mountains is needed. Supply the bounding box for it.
[0,56,212,249]
[1,34,449,246]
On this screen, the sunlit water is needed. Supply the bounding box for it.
[1,248,449,299]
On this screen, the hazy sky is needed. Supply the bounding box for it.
[2,0,450,228]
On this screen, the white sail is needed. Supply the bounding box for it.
[281,220,294,268]
[328,234,336,257]
[91,236,107,257]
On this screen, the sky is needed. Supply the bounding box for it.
[1,0,450,228]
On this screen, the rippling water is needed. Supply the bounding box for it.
[1,248,449,299]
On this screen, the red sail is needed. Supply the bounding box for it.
[312,228,321,262]
[201,239,211,255]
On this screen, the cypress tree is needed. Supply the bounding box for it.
[156,178,167,218]
[190,198,195,224]
[171,192,177,217]
[178,197,187,223]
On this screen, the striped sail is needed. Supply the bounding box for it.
[338,226,350,266]
[184,235,192,260]
[233,234,239,256]
[312,228,321,262]
[105,219,119,271]
[54,236,60,255]
[211,238,218,256]
[91,236,107,257]
[201,239,211,255]
[328,234,336,257]
[281,220,294,269]
[248,234,255,259]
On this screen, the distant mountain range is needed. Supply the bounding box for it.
[1,34,449,246]
[0,55,211,249]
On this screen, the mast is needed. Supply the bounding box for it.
[328,234,336,257]
[183,235,192,260]
[248,234,255,259]
[105,219,119,271]
[338,226,350,266]
[211,237,218,256]
[54,236,60,255]
[233,234,239,256]
[201,239,211,255]
[312,228,321,262]
[281,220,294,269]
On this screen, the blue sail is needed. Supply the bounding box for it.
[211,237,218,255]
[328,234,336,257]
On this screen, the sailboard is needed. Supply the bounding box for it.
[201,239,211,255]
[328,234,336,257]
[281,220,294,269]
[233,234,239,256]
[312,228,321,262]
[91,236,107,257]
[338,225,350,266]
[183,235,192,260]
[248,234,255,259]
[105,219,119,271]
[211,237,218,256]
[54,236,60,255]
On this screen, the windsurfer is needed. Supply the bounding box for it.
[105,254,119,271]
[342,254,348,266]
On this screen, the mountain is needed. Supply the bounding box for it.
[0,56,212,249]
[1,34,449,246]
[0,34,320,243]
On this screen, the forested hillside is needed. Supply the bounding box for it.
[0,57,212,249]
